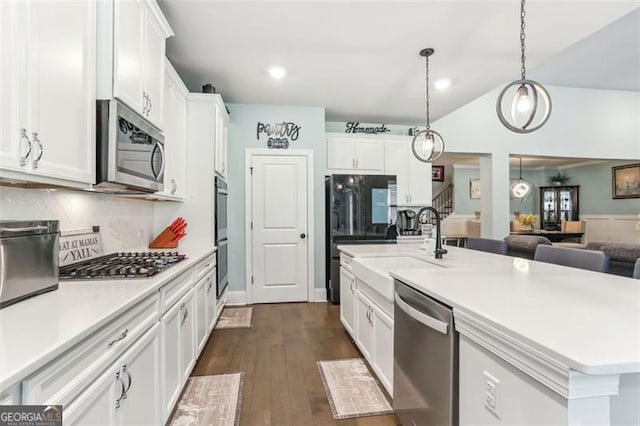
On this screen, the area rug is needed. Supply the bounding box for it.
[317,358,393,419]
[215,307,252,329]
[169,373,244,426]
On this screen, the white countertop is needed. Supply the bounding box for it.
[0,245,216,392]
[340,244,640,376]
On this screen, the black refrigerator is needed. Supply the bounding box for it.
[325,174,397,304]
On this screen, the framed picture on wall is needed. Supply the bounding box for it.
[469,178,480,199]
[432,166,444,182]
[612,163,640,199]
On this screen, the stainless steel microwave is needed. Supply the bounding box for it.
[96,100,165,192]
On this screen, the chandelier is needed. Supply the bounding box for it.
[496,0,552,133]
[412,48,445,162]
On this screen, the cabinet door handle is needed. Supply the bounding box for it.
[115,371,126,409]
[32,132,43,169]
[142,92,147,115]
[180,303,185,326]
[108,328,128,347]
[19,128,32,166]
[122,364,132,396]
[207,278,213,293]
[147,94,152,115]
[171,179,177,195]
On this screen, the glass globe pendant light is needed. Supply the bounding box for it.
[412,48,445,162]
[509,157,534,200]
[496,0,552,133]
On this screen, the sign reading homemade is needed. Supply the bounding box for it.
[256,121,302,149]
[344,122,390,135]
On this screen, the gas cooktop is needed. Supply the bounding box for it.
[59,251,187,280]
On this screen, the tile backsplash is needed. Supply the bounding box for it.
[0,187,154,252]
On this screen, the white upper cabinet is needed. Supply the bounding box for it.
[0,0,95,186]
[327,137,384,172]
[142,14,166,127]
[407,149,432,205]
[384,139,431,206]
[154,59,187,200]
[214,102,229,179]
[112,0,145,115]
[100,0,173,130]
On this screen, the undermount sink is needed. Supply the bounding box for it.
[351,256,441,301]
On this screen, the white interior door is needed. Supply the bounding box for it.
[251,154,309,303]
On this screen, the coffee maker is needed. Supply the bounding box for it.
[396,209,420,236]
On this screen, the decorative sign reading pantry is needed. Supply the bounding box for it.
[344,122,391,135]
[256,121,301,149]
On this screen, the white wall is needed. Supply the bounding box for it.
[226,104,326,294]
[433,86,640,238]
[0,187,154,252]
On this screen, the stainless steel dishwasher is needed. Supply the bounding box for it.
[393,280,458,426]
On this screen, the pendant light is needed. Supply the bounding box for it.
[412,48,445,163]
[496,0,551,133]
[509,157,534,200]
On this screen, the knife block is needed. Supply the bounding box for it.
[149,227,178,249]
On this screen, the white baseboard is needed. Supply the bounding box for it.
[225,290,247,306]
[314,288,327,302]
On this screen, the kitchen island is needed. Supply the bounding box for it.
[338,243,640,425]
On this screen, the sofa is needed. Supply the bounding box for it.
[584,241,640,278]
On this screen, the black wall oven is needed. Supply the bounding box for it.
[215,176,228,298]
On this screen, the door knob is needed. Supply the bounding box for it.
[300,233,306,239]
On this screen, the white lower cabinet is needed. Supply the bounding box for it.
[195,276,208,354]
[355,291,373,360]
[371,304,394,395]
[205,270,217,332]
[354,288,394,396]
[160,288,195,423]
[180,289,196,381]
[340,267,356,336]
[65,323,160,425]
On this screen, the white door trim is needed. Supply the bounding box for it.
[245,148,315,304]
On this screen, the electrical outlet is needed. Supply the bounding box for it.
[484,371,501,418]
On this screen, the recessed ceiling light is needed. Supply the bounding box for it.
[434,78,451,90]
[268,66,286,79]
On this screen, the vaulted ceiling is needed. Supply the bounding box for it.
[159,1,639,125]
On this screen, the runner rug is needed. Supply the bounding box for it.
[215,307,252,329]
[169,373,244,426]
[317,358,393,419]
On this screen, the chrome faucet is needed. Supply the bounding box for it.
[416,206,448,259]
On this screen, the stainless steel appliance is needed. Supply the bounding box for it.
[397,209,420,236]
[59,252,186,279]
[394,280,458,425]
[96,99,165,193]
[0,220,59,309]
[215,176,228,298]
[325,174,397,303]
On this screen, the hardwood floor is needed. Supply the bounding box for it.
[192,302,400,425]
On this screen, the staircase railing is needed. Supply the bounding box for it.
[433,184,453,220]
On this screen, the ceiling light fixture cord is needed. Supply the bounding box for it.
[519,157,523,179]
[520,0,527,80]
[425,54,430,131]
